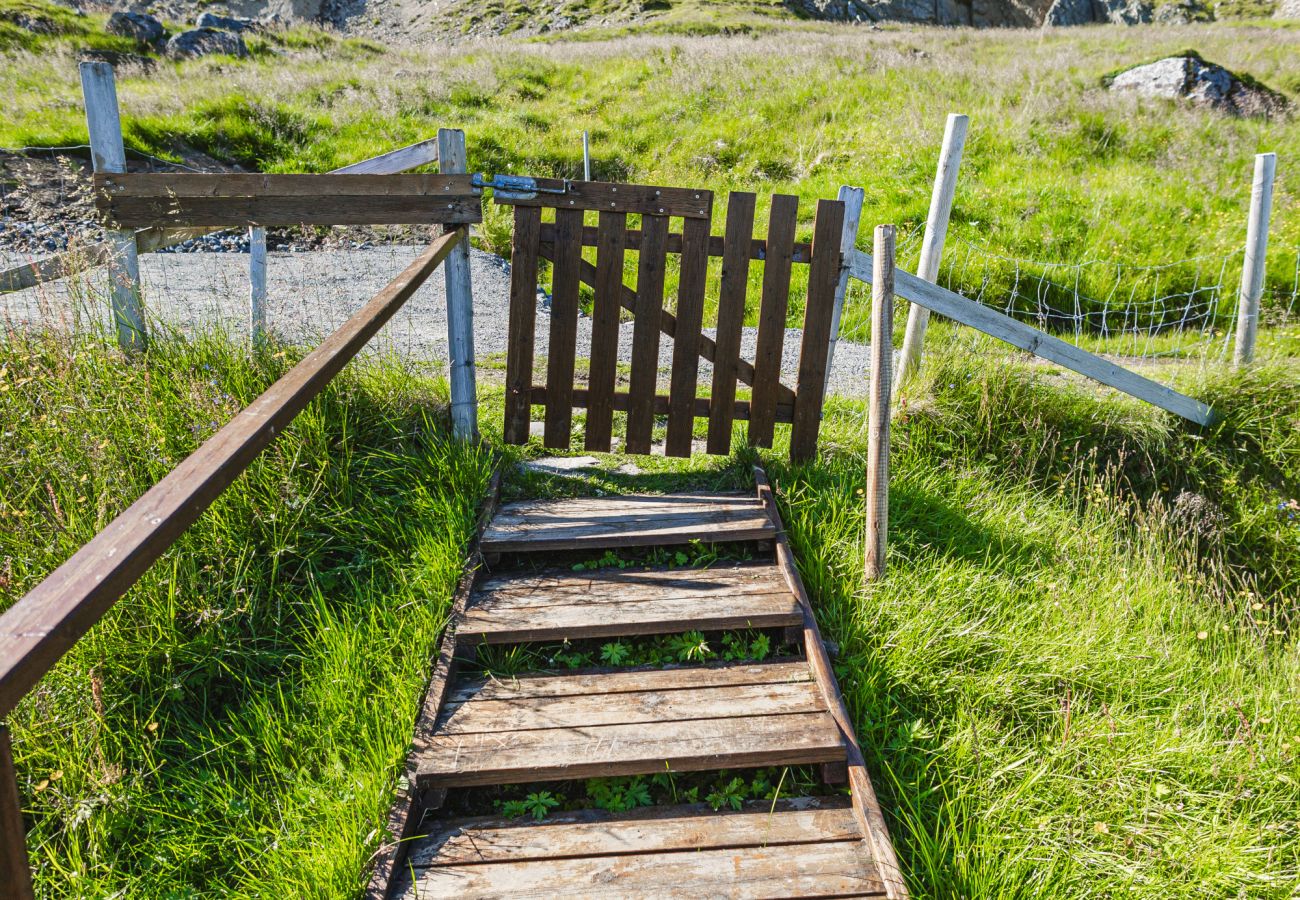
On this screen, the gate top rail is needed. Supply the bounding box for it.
[0,227,466,719]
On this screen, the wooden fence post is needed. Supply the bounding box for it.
[895,113,968,390]
[1,724,35,899]
[865,225,894,582]
[249,226,267,344]
[824,185,866,395]
[582,130,591,181]
[438,128,479,441]
[1234,152,1276,368]
[79,61,145,351]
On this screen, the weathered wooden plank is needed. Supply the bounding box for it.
[526,387,793,424]
[0,230,465,720]
[665,215,712,457]
[626,214,669,453]
[845,251,1218,427]
[457,593,802,645]
[749,194,799,448]
[0,725,34,900]
[471,560,790,605]
[504,206,543,444]
[416,709,845,787]
[537,246,797,408]
[99,195,482,227]
[495,179,712,220]
[438,128,480,442]
[438,681,822,734]
[707,192,757,455]
[480,491,775,553]
[96,172,478,197]
[544,208,585,448]
[406,835,884,898]
[449,661,811,704]
[584,211,628,452]
[539,222,812,264]
[790,200,846,463]
[407,798,859,868]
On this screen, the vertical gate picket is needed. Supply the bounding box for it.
[585,211,628,452]
[545,209,585,449]
[749,194,799,448]
[626,215,670,454]
[791,199,846,462]
[504,206,542,444]
[665,215,712,457]
[706,192,757,455]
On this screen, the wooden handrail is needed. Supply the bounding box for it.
[0,228,465,719]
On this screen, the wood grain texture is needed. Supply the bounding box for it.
[865,227,894,581]
[626,214,669,453]
[665,215,712,456]
[96,172,478,197]
[0,229,465,719]
[707,192,757,455]
[846,251,1218,426]
[495,179,712,219]
[749,194,799,448]
[539,222,811,264]
[790,199,846,462]
[504,206,542,444]
[544,208,585,448]
[0,725,34,900]
[437,128,480,442]
[99,194,482,227]
[584,211,628,452]
[480,491,776,553]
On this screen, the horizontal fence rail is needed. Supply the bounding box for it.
[0,227,465,719]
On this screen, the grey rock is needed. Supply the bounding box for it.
[195,11,258,31]
[106,10,165,44]
[165,27,248,58]
[1109,55,1289,117]
[1043,0,1151,24]
[1277,0,1300,16]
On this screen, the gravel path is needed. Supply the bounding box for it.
[2,246,874,396]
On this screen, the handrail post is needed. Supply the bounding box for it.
[825,185,866,396]
[249,226,268,345]
[865,226,894,582]
[895,113,968,390]
[582,130,591,181]
[79,61,146,352]
[1234,152,1276,368]
[1,724,35,898]
[438,128,480,441]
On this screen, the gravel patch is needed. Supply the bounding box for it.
[2,245,874,396]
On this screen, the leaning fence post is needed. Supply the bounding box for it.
[80,61,145,351]
[438,128,480,441]
[895,112,968,390]
[824,185,865,394]
[1234,152,1276,368]
[1,724,35,899]
[865,225,894,582]
[249,226,267,344]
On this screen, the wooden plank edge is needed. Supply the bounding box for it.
[458,610,803,645]
[526,386,795,425]
[479,522,776,554]
[362,467,504,900]
[753,464,909,900]
[539,224,814,263]
[846,250,1218,427]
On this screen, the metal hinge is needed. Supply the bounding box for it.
[471,174,572,201]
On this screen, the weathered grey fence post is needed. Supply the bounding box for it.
[895,112,968,390]
[1234,152,1276,368]
[79,61,145,351]
[824,185,865,394]
[438,128,479,441]
[582,130,591,181]
[249,226,267,344]
[1,724,34,899]
[865,225,894,582]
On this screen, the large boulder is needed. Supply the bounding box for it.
[106,11,165,44]
[1108,56,1289,117]
[1043,0,1152,24]
[165,27,248,58]
[1277,0,1300,16]
[195,11,259,31]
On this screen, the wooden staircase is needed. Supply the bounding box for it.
[370,468,906,899]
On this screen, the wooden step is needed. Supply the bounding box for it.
[459,561,802,645]
[480,491,776,553]
[415,661,844,789]
[392,798,886,898]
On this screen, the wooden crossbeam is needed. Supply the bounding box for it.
[494,179,712,220]
[94,173,482,227]
[846,250,1217,427]
[539,222,813,263]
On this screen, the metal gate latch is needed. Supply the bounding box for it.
[471,174,572,201]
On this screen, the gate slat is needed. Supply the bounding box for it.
[790,199,846,463]
[665,216,712,457]
[585,211,628,452]
[545,208,585,449]
[504,206,542,444]
[626,215,669,454]
[706,192,757,456]
[748,194,798,448]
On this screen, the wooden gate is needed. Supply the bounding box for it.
[499,179,847,462]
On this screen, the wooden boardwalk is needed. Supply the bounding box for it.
[372,469,905,899]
